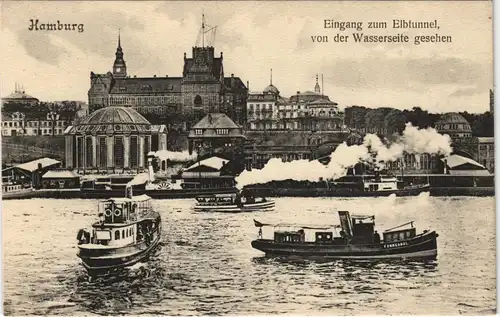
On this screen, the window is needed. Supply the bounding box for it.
[130,136,138,168]
[122,230,125,239]
[195,129,203,135]
[115,231,120,240]
[114,136,124,168]
[216,129,229,135]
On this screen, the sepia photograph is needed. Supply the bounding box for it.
[1,1,495,315]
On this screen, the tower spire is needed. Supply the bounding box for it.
[270,69,273,85]
[202,11,205,47]
[314,73,321,93]
[118,28,121,49]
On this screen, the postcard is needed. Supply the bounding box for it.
[1,1,495,315]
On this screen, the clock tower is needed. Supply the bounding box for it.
[113,31,127,78]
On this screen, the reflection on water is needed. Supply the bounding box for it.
[3,196,496,315]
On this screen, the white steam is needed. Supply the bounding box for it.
[126,172,150,187]
[235,123,452,189]
[150,150,197,162]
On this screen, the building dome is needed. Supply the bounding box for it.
[76,106,151,134]
[435,112,472,139]
[263,84,280,96]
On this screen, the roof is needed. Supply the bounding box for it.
[109,77,182,94]
[308,98,338,106]
[477,137,494,143]
[263,84,280,95]
[16,158,61,172]
[186,156,229,171]
[79,106,150,125]
[224,77,247,93]
[104,194,151,203]
[442,154,486,169]
[191,113,240,129]
[2,90,39,101]
[436,113,471,125]
[42,170,79,179]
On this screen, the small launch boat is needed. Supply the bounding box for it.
[76,187,161,273]
[194,192,275,213]
[251,211,438,261]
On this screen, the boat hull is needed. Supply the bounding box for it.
[81,187,237,199]
[77,233,161,272]
[251,231,438,261]
[194,200,275,213]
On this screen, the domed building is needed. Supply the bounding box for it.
[64,106,167,172]
[435,112,472,139]
[1,84,39,105]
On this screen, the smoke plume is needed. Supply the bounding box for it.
[126,172,150,187]
[235,123,452,189]
[150,150,197,162]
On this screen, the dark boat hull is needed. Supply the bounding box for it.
[77,234,161,272]
[81,187,237,199]
[193,200,275,213]
[251,231,438,261]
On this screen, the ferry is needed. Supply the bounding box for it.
[328,175,431,197]
[76,187,161,273]
[251,210,438,261]
[194,191,275,213]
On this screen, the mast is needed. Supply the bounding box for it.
[270,68,273,85]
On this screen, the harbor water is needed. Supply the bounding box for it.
[2,195,496,315]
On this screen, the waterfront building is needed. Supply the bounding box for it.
[1,111,69,136]
[88,20,248,125]
[64,106,167,173]
[1,157,61,188]
[187,113,246,157]
[178,156,235,189]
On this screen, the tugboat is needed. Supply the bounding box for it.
[76,186,161,273]
[194,190,275,213]
[251,210,438,261]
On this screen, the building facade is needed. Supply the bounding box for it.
[246,74,345,131]
[1,112,69,136]
[476,137,494,173]
[64,107,167,173]
[187,113,246,157]
[88,33,248,125]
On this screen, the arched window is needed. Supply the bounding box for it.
[115,231,120,240]
[122,230,125,239]
[194,95,202,106]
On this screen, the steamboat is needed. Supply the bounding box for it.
[251,210,438,261]
[76,186,161,273]
[194,191,275,213]
[329,175,431,197]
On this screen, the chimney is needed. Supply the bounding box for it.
[443,159,448,174]
[247,81,249,90]
[297,91,300,94]
[184,52,187,60]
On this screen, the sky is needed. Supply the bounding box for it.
[0,1,493,113]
